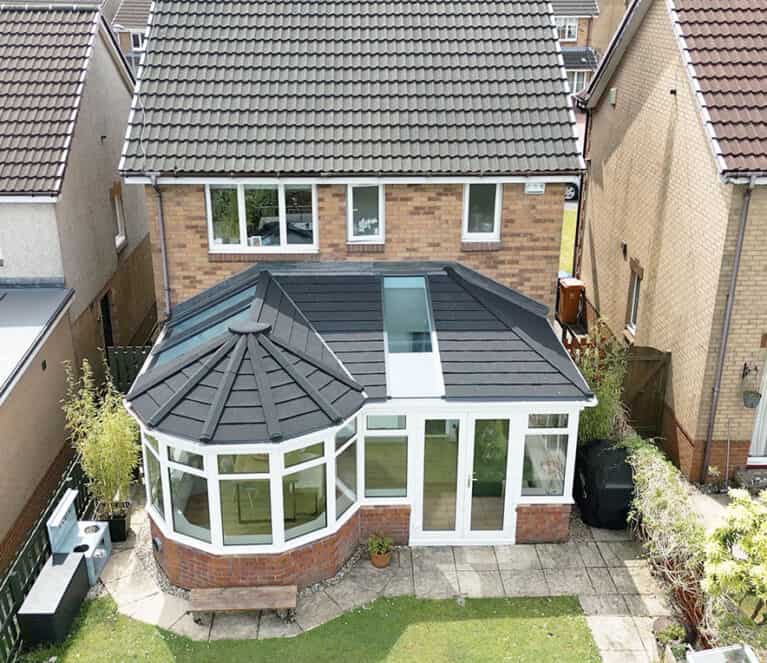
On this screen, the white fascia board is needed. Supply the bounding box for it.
[0,196,57,204]
[123,174,582,185]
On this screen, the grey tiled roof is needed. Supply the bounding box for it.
[127,262,591,445]
[551,0,599,16]
[113,0,151,30]
[0,6,98,195]
[562,47,598,71]
[121,1,582,177]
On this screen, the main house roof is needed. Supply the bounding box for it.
[0,5,99,196]
[113,0,151,31]
[127,263,592,445]
[582,0,767,180]
[550,0,599,17]
[120,0,583,178]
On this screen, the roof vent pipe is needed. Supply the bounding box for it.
[150,174,172,318]
[700,176,756,481]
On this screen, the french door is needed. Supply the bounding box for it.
[412,414,516,544]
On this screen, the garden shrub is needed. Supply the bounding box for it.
[573,320,628,444]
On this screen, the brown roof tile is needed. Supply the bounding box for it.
[673,0,767,176]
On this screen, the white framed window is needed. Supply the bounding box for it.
[462,183,502,241]
[626,268,641,335]
[205,183,318,253]
[347,184,385,243]
[567,70,590,95]
[555,16,579,41]
[130,30,145,51]
[111,183,127,251]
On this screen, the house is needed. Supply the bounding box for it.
[0,5,155,565]
[111,0,151,71]
[120,0,593,587]
[576,0,767,482]
[551,0,600,97]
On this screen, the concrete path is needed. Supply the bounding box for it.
[100,502,669,661]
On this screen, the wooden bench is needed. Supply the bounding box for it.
[189,585,298,623]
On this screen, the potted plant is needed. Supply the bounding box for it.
[653,618,687,661]
[63,359,140,542]
[367,532,393,568]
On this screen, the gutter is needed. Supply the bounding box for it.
[150,174,172,318]
[700,177,756,481]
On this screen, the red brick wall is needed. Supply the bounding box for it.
[147,182,565,318]
[150,505,411,589]
[515,504,571,544]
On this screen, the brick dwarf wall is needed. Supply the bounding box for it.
[515,504,571,544]
[146,182,566,319]
[150,505,411,590]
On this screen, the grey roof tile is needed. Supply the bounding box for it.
[122,0,581,176]
[0,5,98,195]
[113,0,151,30]
[551,0,599,17]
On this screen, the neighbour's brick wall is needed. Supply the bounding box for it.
[150,505,411,589]
[515,504,571,544]
[146,182,566,320]
[576,17,591,47]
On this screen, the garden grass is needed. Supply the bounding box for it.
[559,207,577,274]
[23,594,600,663]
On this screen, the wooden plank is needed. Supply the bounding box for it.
[189,585,297,613]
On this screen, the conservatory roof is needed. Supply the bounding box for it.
[127,262,592,445]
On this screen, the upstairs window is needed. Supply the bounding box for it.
[130,30,145,51]
[555,16,578,41]
[626,267,641,335]
[347,184,384,243]
[462,183,502,241]
[567,70,590,95]
[206,184,317,252]
[111,182,127,251]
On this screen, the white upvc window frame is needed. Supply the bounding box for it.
[567,70,591,96]
[205,183,319,254]
[462,183,503,242]
[112,186,127,252]
[346,183,385,244]
[626,268,641,335]
[130,30,146,52]
[555,16,579,42]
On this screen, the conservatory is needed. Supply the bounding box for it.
[126,263,594,588]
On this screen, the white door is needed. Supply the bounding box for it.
[411,414,516,545]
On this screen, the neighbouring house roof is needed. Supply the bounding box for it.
[113,0,151,31]
[127,263,592,445]
[0,287,74,401]
[0,5,99,196]
[120,0,583,178]
[562,47,599,71]
[581,0,767,179]
[551,0,599,17]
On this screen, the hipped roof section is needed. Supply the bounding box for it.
[127,263,592,446]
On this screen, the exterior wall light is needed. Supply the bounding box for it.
[741,362,762,409]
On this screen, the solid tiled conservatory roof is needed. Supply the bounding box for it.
[127,263,592,445]
[120,0,582,177]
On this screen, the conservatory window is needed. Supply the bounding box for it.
[145,444,164,519]
[284,442,324,469]
[335,441,357,517]
[521,434,568,497]
[219,479,272,545]
[365,435,408,497]
[283,463,327,541]
[335,418,357,449]
[217,454,270,474]
[367,415,407,430]
[528,414,569,429]
[167,447,204,471]
[169,468,211,542]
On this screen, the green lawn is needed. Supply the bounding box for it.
[23,595,600,663]
[559,207,577,274]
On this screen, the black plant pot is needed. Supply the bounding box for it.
[107,501,131,542]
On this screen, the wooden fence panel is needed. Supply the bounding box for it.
[623,346,671,439]
[106,346,152,394]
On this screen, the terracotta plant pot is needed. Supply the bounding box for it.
[370,551,392,569]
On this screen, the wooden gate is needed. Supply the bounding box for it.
[106,346,152,394]
[623,346,670,439]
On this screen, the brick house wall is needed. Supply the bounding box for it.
[515,504,571,543]
[146,182,566,318]
[579,0,765,480]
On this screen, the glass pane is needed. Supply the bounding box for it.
[335,442,357,517]
[210,186,240,245]
[244,185,280,247]
[145,434,159,453]
[285,185,314,245]
[467,184,497,234]
[145,447,164,519]
[366,415,406,430]
[283,464,327,540]
[219,479,272,545]
[218,454,269,474]
[167,447,204,471]
[383,277,432,353]
[351,186,380,237]
[471,420,509,531]
[528,414,569,429]
[335,418,357,449]
[422,419,459,531]
[284,443,324,468]
[522,434,568,497]
[171,285,257,335]
[169,468,211,542]
[364,436,407,497]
